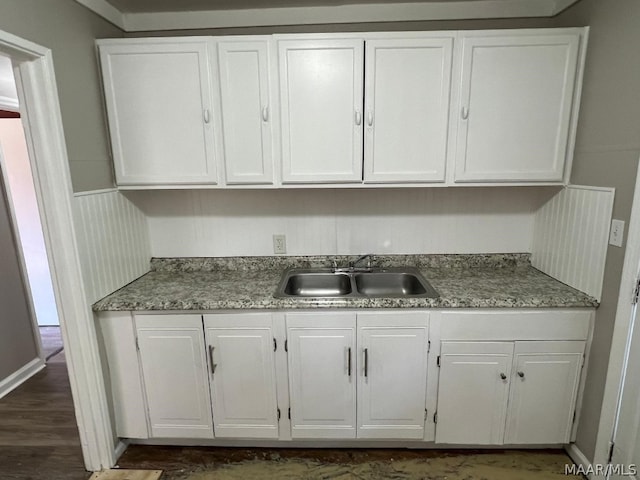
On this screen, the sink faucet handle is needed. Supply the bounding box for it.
[331,259,338,271]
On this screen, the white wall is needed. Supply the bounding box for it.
[129,187,555,257]
[0,118,58,325]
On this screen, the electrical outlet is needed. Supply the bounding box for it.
[609,219,625,247]
[273,234,286,254]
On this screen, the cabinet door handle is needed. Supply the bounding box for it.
[262,105,269,122]
[204,109,211,124]
[355,110,362,126]
[364,348,368,378]
[367,111,373,127]
[500,372,507,380]
[347,347,352,377]
[209,345,217,374]
[461,106,469,120]
[517,371,525,378]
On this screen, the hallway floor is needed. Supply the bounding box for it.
[0,349,89,480]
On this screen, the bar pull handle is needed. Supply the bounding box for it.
[204,109,211,124]
[364,348,368,378]
[355,110,362,126]
[461,106,469,120]
[209,345,217,374]
[367,111,374,126]
[262,105,269,122]
[348,347,352,377]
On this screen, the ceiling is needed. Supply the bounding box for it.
[75,0,581,31]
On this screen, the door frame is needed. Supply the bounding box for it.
[0,30,116,470]
[591,157,640,477]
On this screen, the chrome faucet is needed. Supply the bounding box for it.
[350,253,375,270]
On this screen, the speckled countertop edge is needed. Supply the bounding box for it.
[93,254,598,312]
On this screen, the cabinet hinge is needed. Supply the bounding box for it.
[427,340,431,353]
[437,355,440,367]
[135,337,139,351]
[608,442,615,463]
[285,340,288,352]
[633,277,640,305]
[288,407,291,420]
[433,412,438,424]
[277,408,281,421]
[273,338,277,352]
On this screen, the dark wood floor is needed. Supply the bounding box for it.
[0,352,89,480]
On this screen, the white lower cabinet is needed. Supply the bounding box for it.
[435,340,585,445]
[286,313,358,438]
[285,311,430,440]
[203,313,280,439]
[135,315,214,439]
[357,312,429,439]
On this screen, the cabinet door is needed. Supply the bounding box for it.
[504,341,584,444]
[278,39,364,183]
[364,38,452,183]
[357,312,429,439]
[436,342,513,445]
[203,313,279,439]
[135,315,214,439]
[286,313,357,438]
[454,32,580,183]
[217,39,274,185]
[100,40,218,185]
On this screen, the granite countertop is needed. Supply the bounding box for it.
[92,254,598,311]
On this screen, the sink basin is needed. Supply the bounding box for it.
[283,272,352,296]
[354,272,428,296]
[275,267,439,298]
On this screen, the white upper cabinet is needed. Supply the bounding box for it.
[203,313,279,439]
[364,38,453,183]
[99,39,218,185]
[453,31,581,183]
[278,39,364,183]
[217,39,274,185]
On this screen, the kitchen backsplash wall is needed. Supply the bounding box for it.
[73,189,151,303]
[126,187,557,257]
[532,185,615,301]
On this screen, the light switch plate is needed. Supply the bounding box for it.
[609,219,625,247]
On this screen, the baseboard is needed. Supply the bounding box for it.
[114,439,129,463]
[565,443,593,478]
[0,357,45,399]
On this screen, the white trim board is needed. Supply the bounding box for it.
[0,28,117,471]
[0,357,45,400]
[593,160,640,477]
[74,0,581,31]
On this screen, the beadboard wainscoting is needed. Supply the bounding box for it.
[73,189,151,303]
[126,187,558,257]
[531,185,615,301]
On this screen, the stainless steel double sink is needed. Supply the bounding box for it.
[274,267,439,298]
